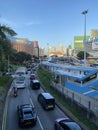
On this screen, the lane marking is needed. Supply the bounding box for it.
[37,116,44,130]
[29,97,44,130]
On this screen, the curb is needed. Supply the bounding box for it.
[0,78,13,130]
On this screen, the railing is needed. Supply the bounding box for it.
[51,81,98,117]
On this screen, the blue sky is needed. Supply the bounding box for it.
[0,0,98,49]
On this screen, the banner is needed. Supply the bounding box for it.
[92,41,98,50]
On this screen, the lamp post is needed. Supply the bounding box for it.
[8,55,10,73]
[82,10,88,67]
[47,43,49,58]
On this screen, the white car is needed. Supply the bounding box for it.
[14,76,26,89]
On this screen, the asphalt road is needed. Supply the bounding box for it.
[3,72,68,130]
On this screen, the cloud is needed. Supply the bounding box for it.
[0,17,16,27]
[0,17,42,30]
[24,20,42,26]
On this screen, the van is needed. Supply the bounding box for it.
[15,67,27,76]
[30,79,40,89]
[38,92,55,110]
[14,76,26,89]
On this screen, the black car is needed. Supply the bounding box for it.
[17,104,37,127]
[38,92,55,110]
[30,79,40,89]
[54,117,83,130]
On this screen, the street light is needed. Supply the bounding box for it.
[82,10,88,67]
[8,55,10,73]
[47,43,49,58]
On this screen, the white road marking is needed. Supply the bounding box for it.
[29,97,44,130]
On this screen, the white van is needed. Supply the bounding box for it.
[15,67,27,76]
[14,76,26,89]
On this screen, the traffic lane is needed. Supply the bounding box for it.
[5,86,44,130]
[29,86,67,130]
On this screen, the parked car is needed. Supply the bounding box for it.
[30,79,40,89]
[54,117,83,130]
[17,104,37,127]
[38,92,55,110]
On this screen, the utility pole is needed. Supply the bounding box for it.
[82,10,88,67]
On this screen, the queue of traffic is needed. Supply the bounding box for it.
[10,65,83,129]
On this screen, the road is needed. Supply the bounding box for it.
[3,71,67,130]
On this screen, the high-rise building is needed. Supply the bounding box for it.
[11,38,34,56]
[74,29,98,58]
[39,47,44,57]
[74,36,90,51]
[33,40,39,58]
[90,29,98,38]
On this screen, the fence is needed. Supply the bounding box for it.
[51,81,98,125]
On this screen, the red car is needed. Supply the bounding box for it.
[54,117,83,130]
[30,74,35,80]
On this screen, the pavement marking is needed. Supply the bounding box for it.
[37,116,44,130]
[29,97,44,130]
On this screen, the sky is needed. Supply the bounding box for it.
[0,0,98,49]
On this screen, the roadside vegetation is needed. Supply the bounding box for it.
[0,76,11,96]
[37,66,98,130]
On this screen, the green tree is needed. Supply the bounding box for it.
[0,24,17,40]
[14,51,32,65]
[77,51,90,60]
[0,24,17,72]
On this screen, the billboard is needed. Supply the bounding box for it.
[92,41,98,50]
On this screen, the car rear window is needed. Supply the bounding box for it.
[16,81,24,84]
[23,112,33,119]
[46,99,55,104]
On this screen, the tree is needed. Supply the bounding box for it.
[0,24,17,72]
[0,24,17,40]
[77,51,90,60]
[13,51,32,65]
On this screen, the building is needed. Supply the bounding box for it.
[74,29,98,58]
[90,29,98,38]
[11,38,34,56]
[74,36,90,52]
[33,40,39,58]
[49,51,63,57]
[39,47,44,57]
[11,38,39,58]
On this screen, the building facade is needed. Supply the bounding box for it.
[33,40,39,58]
[74,29,98,58]
[11,38,39,57]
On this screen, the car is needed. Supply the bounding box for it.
[38,92,55,110]
[54,117,83,130]
[30,79,40,89]
[30,73,36,80]
[15,67,27,76]
[17,104,37,127]
[14,75,26,89]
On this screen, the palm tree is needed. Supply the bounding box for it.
[0,24,17,72]
[0,24,17,40]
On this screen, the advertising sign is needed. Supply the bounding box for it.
[92,41,98,50]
